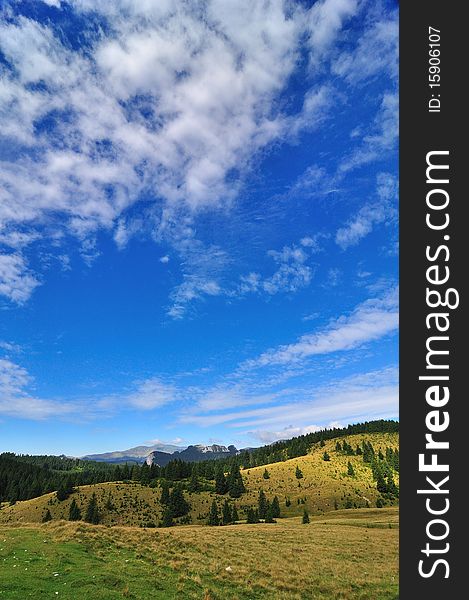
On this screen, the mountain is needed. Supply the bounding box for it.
[146,444,239,466]
[82,443,185,464]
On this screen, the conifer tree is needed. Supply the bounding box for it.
[258,490,268,520]
[160,506,174,527]
[42,508,52,523]
[347,462,355,477]
[231,504,239,522]
[335,441,342,452]
[215,467,228,495]
[222,499,232,525]
[246,507,259,524]
[69,498,81,521]
[376,472,388,493]
[208,499,219,526]
[84,493,100,524]
[188,470,200,493]
[265,503,276,523]
[263,468,270,479]
[160,480,170,505]
[323,451,330,461]
[169,486,190,518]
[271,496,281,518]
[320,439,325,447]
[302,509,310,524]
[227,464,245,498]
[295,465,303,479]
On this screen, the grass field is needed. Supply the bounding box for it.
[0,508,398,600]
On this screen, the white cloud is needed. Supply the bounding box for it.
[335,172,397,249]
[0,253,40,303]
[0,356,176,420]
[237,237,323,297]
[332,10,398,83]
[249,423,325,444]
[0,358,76,419]
[180,376,398,429]
[125,378,176,410]
[0,1,360,305]
[339,92,398,174]
[248,286,398,368]
[306,0,358,66]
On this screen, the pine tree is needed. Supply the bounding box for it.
[271,496,281,518]
[376,472,388,493]
[160,481,170,505]
[295,465,303,479]
[168,486,190,518]
[302,509,310,524]
[335,441,342,452]
[84,493,100,524]
[69,498,81,521]
[263,468,270,479]
[215,467,228,495]
[320,439,325,447]
[323,451,330,461]
[231,504,239,522]
[347,462,355,476]
[222,499,232,525]
[285,497,291,507]
[376,497,384,508]
[386,474,399,497]
[265,503,276,523]
[208,499,219,526]
[56,483,69,502]
[42,508,52,523]
[160,507,174,527]
[188,470,200,493]
[227,465,245,498]
[246,507,259,524]
[258,490,268,520]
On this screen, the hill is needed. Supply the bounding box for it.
[0,432,398,527]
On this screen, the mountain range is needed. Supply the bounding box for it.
[82,443,241,466]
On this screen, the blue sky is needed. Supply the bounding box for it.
[0,0,398,456]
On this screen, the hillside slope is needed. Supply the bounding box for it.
[0,432,398,527]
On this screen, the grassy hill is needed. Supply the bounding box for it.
[0,508,398,599]
[0,433,398,527]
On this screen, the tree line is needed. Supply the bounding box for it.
[1,420,398,504]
